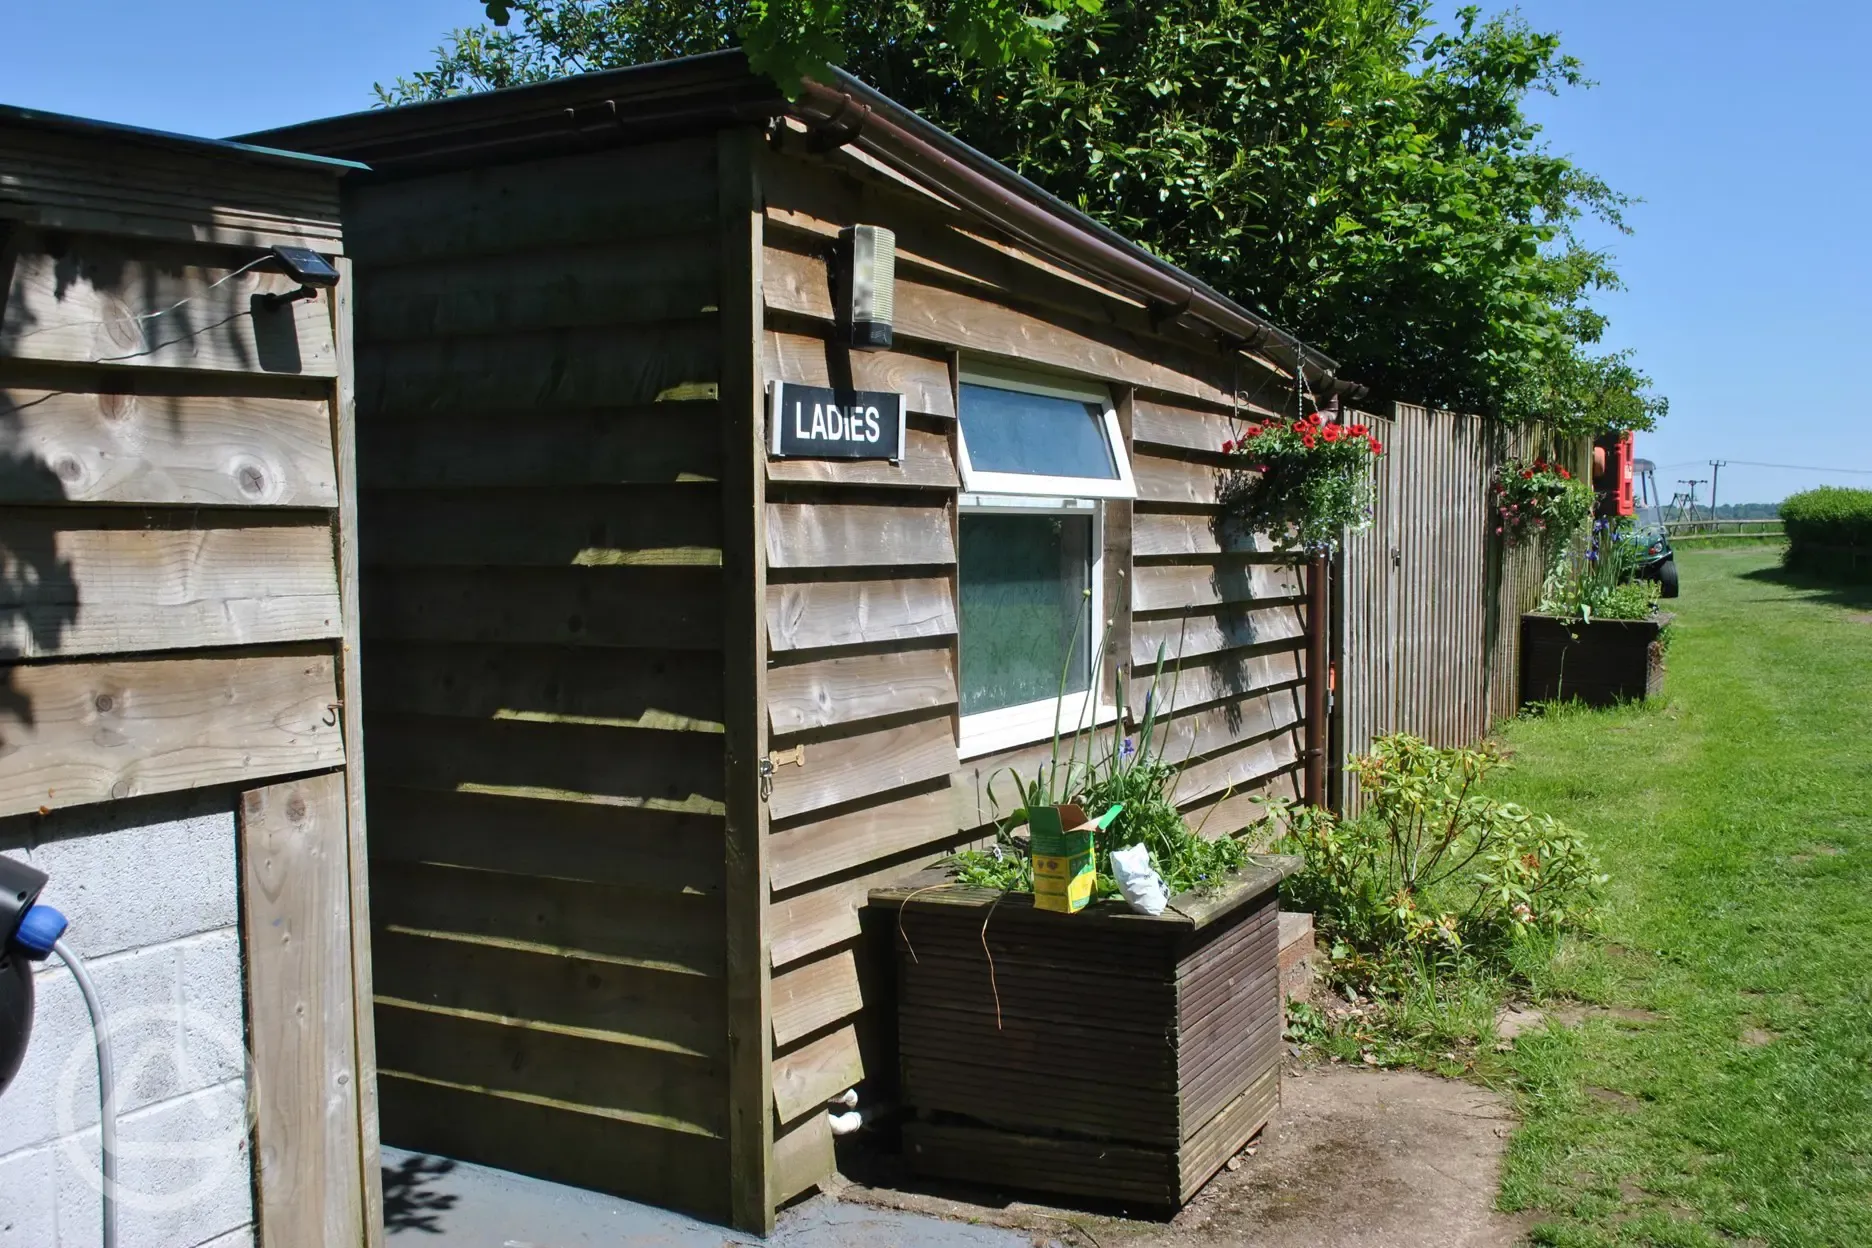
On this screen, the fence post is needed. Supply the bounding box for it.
[1304,552,1331,808]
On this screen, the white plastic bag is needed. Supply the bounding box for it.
[1110,842,1169,916]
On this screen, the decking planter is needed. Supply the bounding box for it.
[872,855,1300,1210]
[1519,612,1671,708]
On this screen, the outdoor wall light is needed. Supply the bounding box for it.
[260,244,342,309]
[838,224,896,350]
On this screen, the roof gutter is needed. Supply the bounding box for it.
[790,77,1361,400]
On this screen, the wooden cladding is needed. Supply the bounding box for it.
[0,121,345,252]
[0,514,342,659]
[0,385,338,507]
[0,648,344,819]
[2,231,337,377]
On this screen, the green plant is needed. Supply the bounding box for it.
[951,645,1252,899]
[1780,485,1872,582]
[1263,734,1605,994]
[1539,516,1658,624]
[1217,411,1383,553]
[1493,457,1592,561]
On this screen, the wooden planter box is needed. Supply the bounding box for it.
[870,857,1298,1211]
[1519,612,1671,708]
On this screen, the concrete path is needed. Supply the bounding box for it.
[381,1146,1030,1248]
[382,1066,1527,1248]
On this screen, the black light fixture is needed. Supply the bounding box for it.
[260,244,342,310]
[837,225,896,350]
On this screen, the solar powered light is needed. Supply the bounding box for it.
[260,244,342,309]
[838,224,896,350]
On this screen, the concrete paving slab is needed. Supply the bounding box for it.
[381,1146,1032,1248]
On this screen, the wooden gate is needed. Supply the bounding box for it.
[1335,403,1488,809]
[1334,405,1574,810]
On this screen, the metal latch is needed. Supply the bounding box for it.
[759,745,805,801]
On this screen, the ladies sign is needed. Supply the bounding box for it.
[768,381,906,462]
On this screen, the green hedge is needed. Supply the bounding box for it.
[1780,487,1872,580]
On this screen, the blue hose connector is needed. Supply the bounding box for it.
[14,905,67,960]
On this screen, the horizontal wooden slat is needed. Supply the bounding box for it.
[1133,456,1226,507]
[346,139,716,266]
[771,949,863,1048]
[1155,686,1305,765]
[765,426,957,490]
[365,566,722,650]
[362,485,722,568]
[1179,777,1294,843]
[375,1003,724,1138]
[1133,512,1278,558]
[765,500,954,570]
[0,386,336,506]
[769,786,956,894]
[0,649,343,818]
[763,244,1242,407]
[765,576,955,652]
[1132,560,1305,613]
[368,786,724,897]
[767,648,955,736]
[0,125,343,252]
[371,859,723,977]
[2,233,335,377]
[358,234,719,343]
[771,853,955,969]
[763,330,954,420]
[773,1025,864,1125]
[359,318,717,415]
[1131,603,1308,667]
[359,401,720,489]
[770,1111,836,1207]
[369,641,724,733]
[1141,648,1304,717]
[376,1074,727,1223]
[366,712,723,815]
[0,515,340,659]
[767,714,958,823]
[372,927,724,1058]
[1132,399,1245,454]
[1171,728,1302,805]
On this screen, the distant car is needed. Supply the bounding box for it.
[1627,523,1679,598]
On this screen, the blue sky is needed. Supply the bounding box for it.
[6,1,1867,504]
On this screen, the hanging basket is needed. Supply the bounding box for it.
[1217,413,1384,554]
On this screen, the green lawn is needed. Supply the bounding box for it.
[1487,547,1872,1246]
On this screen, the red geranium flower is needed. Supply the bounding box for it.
[1293,420,1309,434]
[1301,433,1317,449]
[1558,467,1571,479]
[1307,411,1326,427]
[1221,440,1235,453]
[1349,424,1368,437]
[1368,438,1384,454]
[1521,469,1534,479]
[1322,424,1343,443]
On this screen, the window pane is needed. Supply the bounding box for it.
[959,382,1118,480]
[959,513,1094,716]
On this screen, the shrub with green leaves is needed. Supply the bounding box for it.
[1780,486,1872,581]
[1539,516,1658,624]
[1262,734,1604,994]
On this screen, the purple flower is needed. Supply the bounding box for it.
[1121,737,1137,759]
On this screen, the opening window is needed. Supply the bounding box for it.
[955,364,1134,758]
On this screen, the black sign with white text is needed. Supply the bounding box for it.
[768,381,906,462]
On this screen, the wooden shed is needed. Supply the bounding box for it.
[246,51,1349,1233]
[0,108,379,1245]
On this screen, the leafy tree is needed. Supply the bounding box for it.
[379,0,1665,433]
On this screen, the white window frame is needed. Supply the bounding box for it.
[954,360,1138,501]
[955,363,1131,759]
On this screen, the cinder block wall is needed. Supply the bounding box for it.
[0,789,255,1248]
